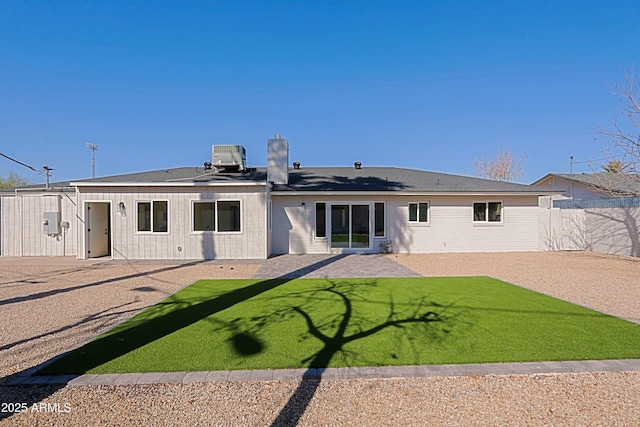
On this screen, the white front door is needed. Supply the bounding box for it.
[86,202,110,258]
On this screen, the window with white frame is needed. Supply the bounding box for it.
[192,200,241,232]
[217,200,241,232]
[473,201,502,222]
[374,202,385,236]
[315,202,326,238]
[137,201,169,233]
[193,201,215,231]
[408,202,429,223]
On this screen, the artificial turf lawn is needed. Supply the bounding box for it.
[39,277,640,374]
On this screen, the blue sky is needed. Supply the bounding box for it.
[1,0,638,184]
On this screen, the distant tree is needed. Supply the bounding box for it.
[598,65,640,195]
[472,147,527,182]
[601,160,632,174]
[0,172,30,188]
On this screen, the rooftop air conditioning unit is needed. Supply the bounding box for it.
[212,145,247,172]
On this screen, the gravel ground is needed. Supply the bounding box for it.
[0,259,260,380]
[1,252,640,426]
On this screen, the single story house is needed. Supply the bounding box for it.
[1,136,560,260]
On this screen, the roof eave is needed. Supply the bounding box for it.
[71,181,268,187]
[271,190,562,196]
[3,186,75,193]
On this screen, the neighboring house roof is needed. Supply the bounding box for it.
[0,181,75,194]
[532,173,640,196]
[2,166,558,195]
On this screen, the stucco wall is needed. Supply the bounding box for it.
[538,202,586,251]
[539,199,640,257]
[585,207,640,257]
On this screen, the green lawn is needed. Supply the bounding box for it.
[39,277,640,374]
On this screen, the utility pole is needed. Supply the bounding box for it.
[43,165,54,190]
[87,143,98,178]
[570,156,574,174]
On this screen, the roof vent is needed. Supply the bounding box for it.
[354,161,362,170]
[293,161,301,169]
[212,145,247,173]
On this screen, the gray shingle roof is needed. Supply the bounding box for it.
[275,167,550,193]
[3,166,555,194]
[72,167,267,184]
[0,181,74,193]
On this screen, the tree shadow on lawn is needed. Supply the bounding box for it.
[35,255,345,375]
[0,256,349,422]
[209,278,458,427]
[38,278,296,374]
[216,277,638,427]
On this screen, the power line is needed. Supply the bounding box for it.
[1,152,55,189]
[570,156,614,174]
[0,152,40,173]
[571,156,610,165]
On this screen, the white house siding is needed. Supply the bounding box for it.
[76,185,267,260]
[272,194,541,255]
[0,196,13,255]
[0,195,17,256]
[0,192,77,257]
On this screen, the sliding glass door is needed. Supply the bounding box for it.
[351,204,370,248]
[331,205,349,248]
[330,204,370,249]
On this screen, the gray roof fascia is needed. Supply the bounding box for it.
[270,190,562,196]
